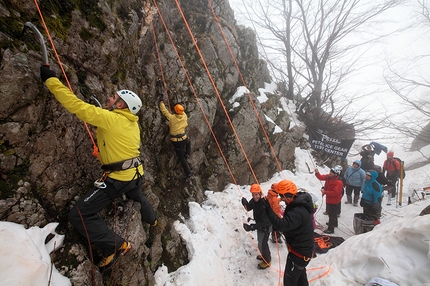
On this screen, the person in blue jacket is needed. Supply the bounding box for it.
[361,171,383,223]
[344,160,366,206]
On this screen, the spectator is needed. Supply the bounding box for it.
[343,160,366,206]
[265,180,314,286]
[361,171,383,224]
[383,151,400,204]
[315,165,344,234]
[360,144,375,171]
[242,184,272,269]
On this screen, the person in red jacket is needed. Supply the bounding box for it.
[383,151,400,200]
[315,165,344,234]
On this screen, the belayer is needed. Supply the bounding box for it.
[158,90,192,179]
[265,180,314,286]
[40,65,157,269]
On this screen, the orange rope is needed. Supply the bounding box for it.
[172,0,259,184]
[207,0,284,177]
[32,0,99,158]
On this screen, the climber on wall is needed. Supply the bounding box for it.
[40,65,157,269]
[158,86,192,179]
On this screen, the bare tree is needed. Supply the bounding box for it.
[235,0,403,135]
[380,0,430,150]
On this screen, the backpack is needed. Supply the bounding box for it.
[393,157,406,179]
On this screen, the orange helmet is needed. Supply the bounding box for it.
[250,184,262,193]
[174,104,184,114]
[276,180,297,196]
[271,183,278,191]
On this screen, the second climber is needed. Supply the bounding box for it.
[158,90,192,179]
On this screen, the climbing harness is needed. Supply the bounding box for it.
[287,244,312,262]
[101,157,142,172]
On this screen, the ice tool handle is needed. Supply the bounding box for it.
[23,22,49,66]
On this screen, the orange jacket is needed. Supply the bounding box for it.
[315,173,344,205]
[266,189,282,218]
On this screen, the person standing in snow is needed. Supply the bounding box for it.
[158,92,192,179]
[360,144,375,171]
[315,165,344,234]
[266,183,283,243]
[383,151,400,203]
[242,184,272,269]
[361,171,383,223]
[343,160,366,206]
[265,180,314,286]
[40,66,157,269]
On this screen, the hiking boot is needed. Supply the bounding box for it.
[353,203,357,207]
[183,173,192,180]
[98,241,131,269]
[323,229,334,234]
[345,201,351,204]
[323,211,328,215]
[256,255,263,261]
[257,261,270,269]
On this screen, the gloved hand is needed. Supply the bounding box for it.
[241,197,248,206]
[159,93,165,102]
[40,65,56,82]
[243,223,256,232]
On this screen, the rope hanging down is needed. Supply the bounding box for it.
[207,0,284,177]
[172,0,260,184]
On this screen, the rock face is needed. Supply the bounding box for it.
[0,0,304,284]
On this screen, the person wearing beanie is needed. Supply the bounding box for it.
[382,151,401,202]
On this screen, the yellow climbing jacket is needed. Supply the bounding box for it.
[159,101,188,138]
[45,78,144,181]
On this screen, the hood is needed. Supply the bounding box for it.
[366,171,378,183]
[353,159,362,168]
[288,192,314,213]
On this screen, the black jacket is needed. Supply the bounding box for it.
[243,197,271,230]
[266,192,314,258]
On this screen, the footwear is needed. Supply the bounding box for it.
[353,203,357,207]
[323,229,334,234]
[183,173,192,179]
[345,201,351,204]
[257,261,270,269]
[256,255,263,261]
[323,211,328,215]
[98,241,131,269]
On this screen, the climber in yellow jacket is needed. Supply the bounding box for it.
[40,65,156,269]
[159,93,192,179]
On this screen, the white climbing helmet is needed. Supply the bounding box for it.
[116,90,142,114]
[331,165,342,175]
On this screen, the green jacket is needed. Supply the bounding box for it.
[159,102,188,137]
[45,78,143,181]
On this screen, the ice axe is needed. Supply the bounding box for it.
[21,22,49,66]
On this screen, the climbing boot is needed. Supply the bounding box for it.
[98,241,131,269]
[257,261,270,269]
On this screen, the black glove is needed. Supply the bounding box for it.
[243,223,256,232]
[241,197,248,207]
[40,65,56,82]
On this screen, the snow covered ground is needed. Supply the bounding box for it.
[154,146,430,286]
